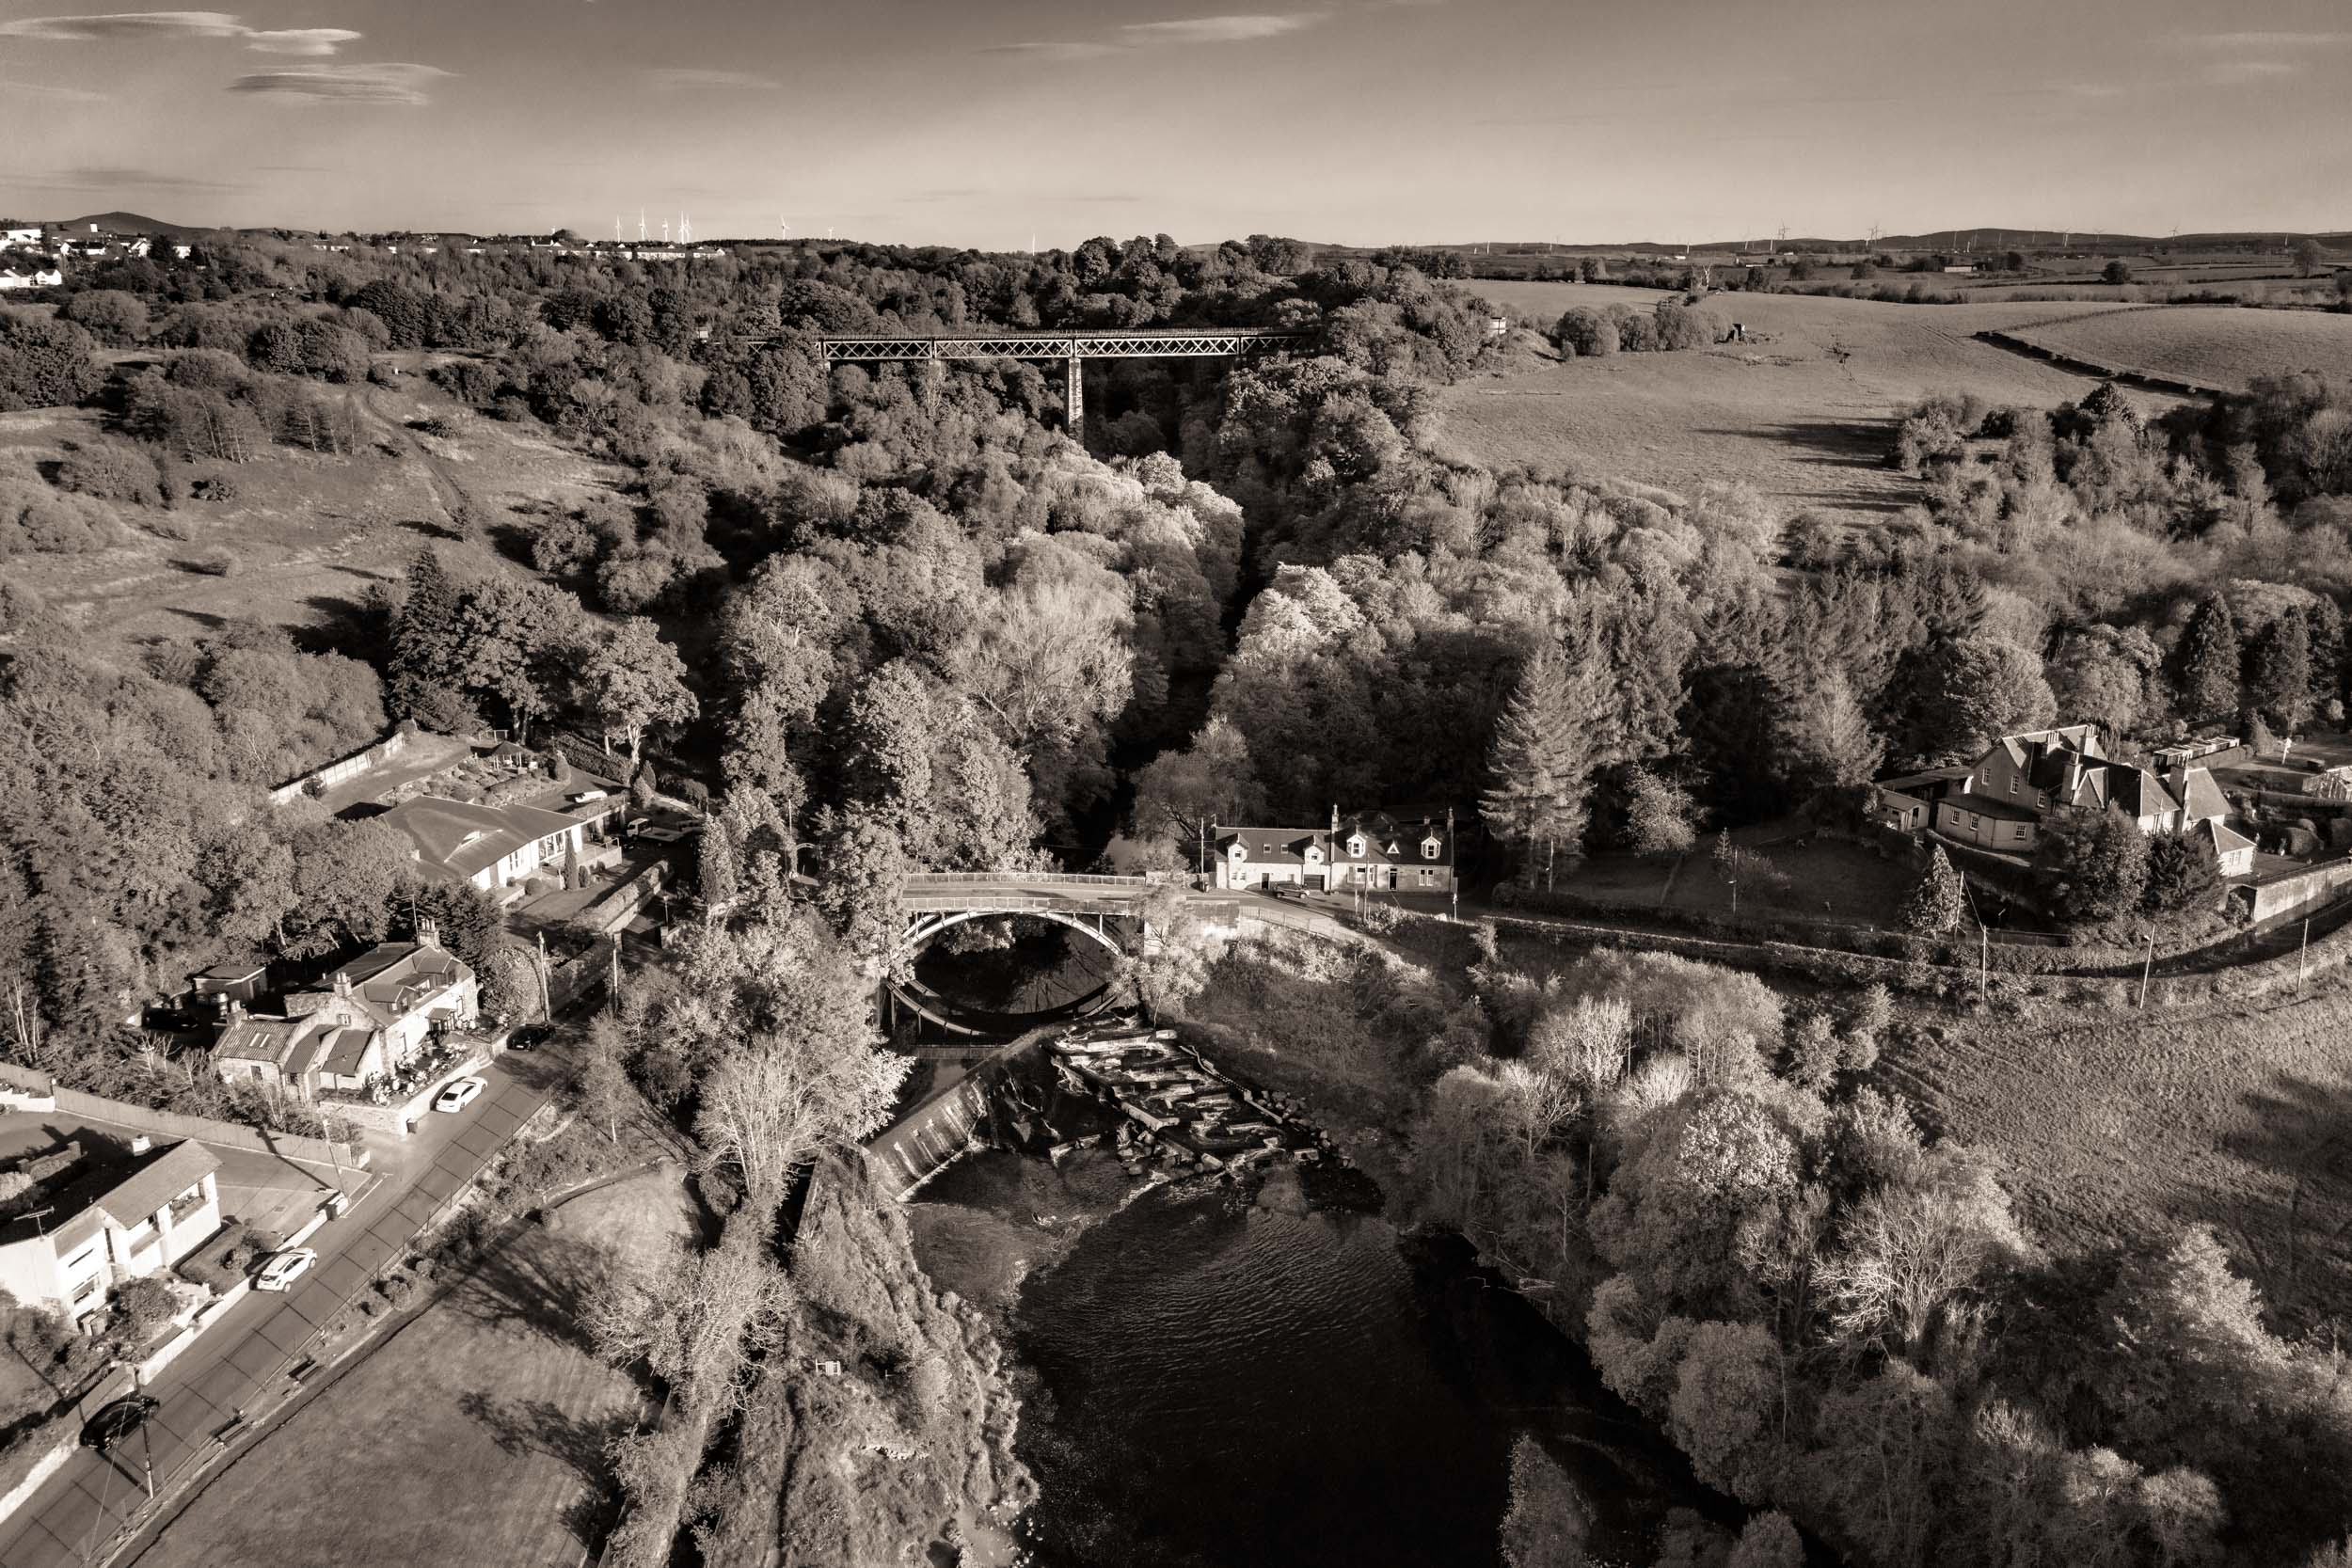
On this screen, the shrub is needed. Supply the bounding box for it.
[0,310,103,411]
[1552,308,1618,357]
[0,469,127,556]
[55,438,165,506]
[61,289,147,345]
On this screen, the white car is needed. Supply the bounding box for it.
[255,1247,317,1291]
[433,1075,486,1114]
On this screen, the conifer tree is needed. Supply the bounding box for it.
[1480,649,1588,889]
[1900,847,1967,935]
[2169,593,2240,726]
[2246,606,2312,734]
[384,548,469,727]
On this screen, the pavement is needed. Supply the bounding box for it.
[0,1047,572,1568]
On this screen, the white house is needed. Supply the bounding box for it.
[0,1139,221,1325]
[0,268,64,292]
[373,793,591,900]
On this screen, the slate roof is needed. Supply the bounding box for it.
[2197,817,2255,863]
[2169,766,2231,826]
[374,795,580,883]
[1333,813,1454,864]
[1216,828,1324,866]
[214,1015,311,1071]
[35,1142,219,1253]
[326,942,469,1031]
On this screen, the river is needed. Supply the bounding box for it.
[910,1143,1730,1568]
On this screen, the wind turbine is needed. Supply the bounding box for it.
[638,210,647,243]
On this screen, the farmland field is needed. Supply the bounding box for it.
[2005,304,2352,392]
[1874,989,2352,1333]
[1447,283,2184,520]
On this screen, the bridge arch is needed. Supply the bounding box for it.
[887,900,1138,1037]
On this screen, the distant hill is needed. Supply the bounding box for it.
[41,211,210,241]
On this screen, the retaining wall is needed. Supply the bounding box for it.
[265,728,412,807]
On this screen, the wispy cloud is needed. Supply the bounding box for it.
[0,10,360,54]
[0,77,108,103]
[2187,30,2352,47]
[980,40,1120,61]
[983,9,1330,58]
[1118,12,1329,44]
[644,67,780,90]
[8,165,243,191]
[228,62,450,104]
[2209,58,2301,83]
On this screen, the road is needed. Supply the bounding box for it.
[0,1047,570,1568]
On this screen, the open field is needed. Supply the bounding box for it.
[1875,990,2352,1334]
[1450,283,2185,519]
[138,1170,695,1568]
[2006,305,2352,393]
[1561,832,1915,928]
[1,377,620,657]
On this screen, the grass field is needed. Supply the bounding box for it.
[2006,305,2352,392]
[1874,989,2352,1335]
[140,1170,695,1568]
[1564,833,1917,927]
[1448,283,2181,519]
[1,378,620,657]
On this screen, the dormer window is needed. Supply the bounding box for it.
[1422,837,1441,860]
[1228,842,1246,861]
[1305,845,1323,864]
[1347,835,1365,858]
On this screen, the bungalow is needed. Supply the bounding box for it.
[0,1138,221,1325]
[0,267,63,291]
[212,923,477,1099]
[373,793,590,901]
[1212,810,1456,893]
[1871,726,2253,876]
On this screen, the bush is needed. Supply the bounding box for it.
[55,438,165,506]
[1552,308,1618,357]
[61,289,147,345]
[0,469,127,557]
[0,310,103,412]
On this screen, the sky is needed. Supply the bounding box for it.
[1,0,2348,248]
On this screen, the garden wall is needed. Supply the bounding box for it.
[2242,860,2352,923]
[265,727,411,807]
[0,1065,367,1169]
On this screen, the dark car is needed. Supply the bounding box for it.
[507,1024,550,1052]
[81,1394,158,1455]
[1261,883,1309,901]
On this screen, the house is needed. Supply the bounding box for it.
[0,268,63,291]
[1871,726,2254,876]
[212,924,477,1099]
[373,793,591,900]
[1212,810,1456,893]
[0,228,42,250]
[0,1138,221,1325]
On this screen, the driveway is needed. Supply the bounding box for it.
[0,1047,572,1568]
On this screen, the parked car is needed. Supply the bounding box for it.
[255,1247,318,1292]
[506,1024,549,1053]
[433,1075,486,1114]
[1260,883,1308,901]
[80,1394,158,1454]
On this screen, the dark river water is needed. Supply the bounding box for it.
[912,1147,1727,1568]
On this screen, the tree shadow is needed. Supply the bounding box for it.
[2202,1070,2352,1336]
[444,1227,617,1356]
[454,1389,630,1545]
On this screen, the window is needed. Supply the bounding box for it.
[65,1243,99,1273]
[1422,838,1440,860]
[2012,824,2029,843]
[1419,868,1435,885]
[538,832,564,860]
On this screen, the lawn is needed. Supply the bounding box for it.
[1447,284,2179,521]
[1553,832,1917,929]
[139,1169,696,1568]
[2007,305,2352,392]
[1,376,623,658]
[1873,987,2352,1334]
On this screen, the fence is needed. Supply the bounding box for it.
[0,1064,367,1169]
[265,728,412,807]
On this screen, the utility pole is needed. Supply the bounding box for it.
[2299,916,2311,997]
[2138,929,2155,1009]
[534,931,553,1022]
[1980,920,1989,996]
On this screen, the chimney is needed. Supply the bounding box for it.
[417,915,440,952]
[1330,803,1340,838]
[333,969,352,998]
